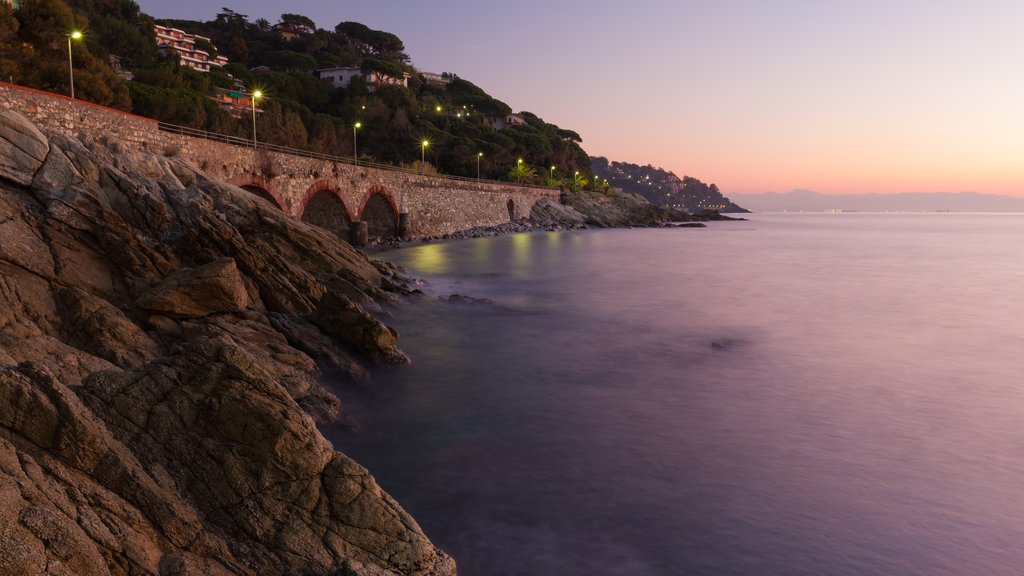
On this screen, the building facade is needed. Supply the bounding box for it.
[315,66,411,92]
[154,24,228,73]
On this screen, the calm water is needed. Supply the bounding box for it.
[326,214,1024,575]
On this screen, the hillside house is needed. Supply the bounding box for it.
[486,113,528,131]
[315,66,411,92]
[154,24,228,73]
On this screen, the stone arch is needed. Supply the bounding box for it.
[507,198,516,221]
[241,185,283,210]
[228,175,285,211]
[358,186,399,239]
[299,183,354,239]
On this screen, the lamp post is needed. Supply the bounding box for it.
[516,158,523,184]
[353,121,361,166]
[420,139,429,174]
[477,152,483,182]
[67,31,82,99]
[550,165,556,180]
[250,90,263,150]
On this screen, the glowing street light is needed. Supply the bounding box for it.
[516,158,523,184]
[435,105,442,113]
[67,31,82,99]
[550,165,556,180]
[353,121,362,166]
[420,139,429,174]
[250,89,263,150]
[477,151,483,182]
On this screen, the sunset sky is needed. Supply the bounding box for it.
[134,0,1024,197]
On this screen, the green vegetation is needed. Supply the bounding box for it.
[592,157,748,213]
[1,0,147,108]
[2,0,730,196]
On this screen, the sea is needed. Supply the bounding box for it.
[325,213,1024,576]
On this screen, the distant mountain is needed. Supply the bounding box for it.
[590,157,748,213]
[730,190,1024,213]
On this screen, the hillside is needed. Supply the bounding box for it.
[591,157,748,213]
[2,1,729,197]
[0,1,592,184]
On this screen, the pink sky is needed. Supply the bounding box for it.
[138,0,1024,196]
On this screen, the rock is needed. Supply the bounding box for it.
[179,311,344,425]
[82,335,451,575]
[711,338,743,351]
[135,257,249,317]
[56,286,160,369]
[0,113,454,575]
[0,110,49,186]
[267,312,369,382]
[311,292,409,365]
[446,294,497,306]
[0,362,219,576]
[529,197,587,228]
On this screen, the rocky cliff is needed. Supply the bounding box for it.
[0,110,455,576]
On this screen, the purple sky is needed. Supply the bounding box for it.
[134,0,1024,196]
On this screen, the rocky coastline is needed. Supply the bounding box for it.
[0,110,453,576]
[0,107,741,575]
[369,191,745,248]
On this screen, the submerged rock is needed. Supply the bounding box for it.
[0,111,454,576]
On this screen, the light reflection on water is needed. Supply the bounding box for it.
[327,214,1024,576]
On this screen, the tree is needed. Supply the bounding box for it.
[263,50,317,72]
[280,13,315,33]
[507,161,537,184]
[14,0,130,108]
[0,3,29,83]
[214,8,248,31]
[573,173,589,192]
[334,21,408,62]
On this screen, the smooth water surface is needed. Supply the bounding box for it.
[326,214,1024,575]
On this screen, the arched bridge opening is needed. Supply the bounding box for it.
[301,189,353,239]
[361,191,399,239]
[241,185,283,211]
[507,198,516,221]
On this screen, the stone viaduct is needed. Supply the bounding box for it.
[0,82,559,244]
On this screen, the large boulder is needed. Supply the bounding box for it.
[135,257,249,317]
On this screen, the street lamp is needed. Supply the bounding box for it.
[67,31,82,99]
[550,165,556,180]
[353,121,361,166]
[251,90,263,150]
[516,158,523,184]
[420,139,429,174]
[477,152,483,182]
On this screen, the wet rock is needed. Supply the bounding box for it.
[711,338,743,351]
[311,292,408,365]
[446,294,498,306]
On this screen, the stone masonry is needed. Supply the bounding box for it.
[0,82,559,239]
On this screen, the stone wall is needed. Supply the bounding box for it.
[0,82,158,146]
[0,82,559,238]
